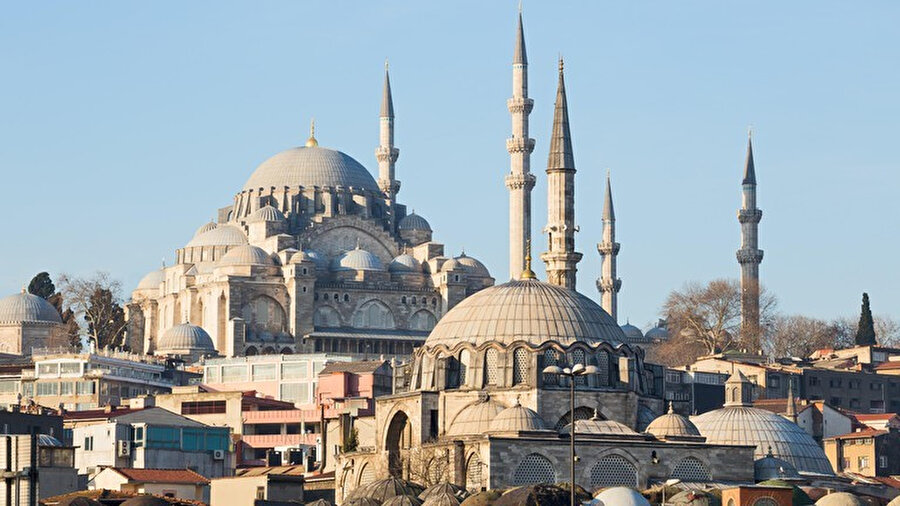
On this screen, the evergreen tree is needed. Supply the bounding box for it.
[855,292,877,346]
[343,427,359,453]
[27,272,55,300]
[86,288,127,349]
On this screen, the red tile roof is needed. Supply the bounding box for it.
[875,361,900,370]
[110,468,210,484]
[850,413,899,421]
[827,428,888,440]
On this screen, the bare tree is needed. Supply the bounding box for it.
[874,314,900,347]
[406,445,452,487]
[58,272,129,350]
[662,279,776,356]
[765,315,838,358]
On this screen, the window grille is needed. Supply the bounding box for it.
[595,351,610,386]
[513,348,529,385]
[554,406,595,431]
[671,457,711,482]
[570,349,586,385]
[466,453,483,491]
[358,464,375,487]
[543,349,559,386]
[459,350,470,387]
[485,349,499,386]
[512,453,555,485]
[589,454,637,488]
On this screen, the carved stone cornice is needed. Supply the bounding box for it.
[506,137,536,154]
[596,241,620,255]
[375,146,399,164]
[505,172,536,191]
[507,97,534,114]
[737,209,762,224]
[736,248,764,264]
[596,278,622,293]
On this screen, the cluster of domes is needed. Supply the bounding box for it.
[243,145,380,192]
[0,291,62,325]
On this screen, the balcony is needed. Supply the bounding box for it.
[243,409,320,424]
[240,433,318,448]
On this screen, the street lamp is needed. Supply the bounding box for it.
[543,363,599,506]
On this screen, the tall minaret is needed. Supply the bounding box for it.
[376,62,400,229]
[541,59,582,290]
[737,133,764,349]
[597,171,621,320]
[505,12,536,279]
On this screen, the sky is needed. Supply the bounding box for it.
[1,1,898,329]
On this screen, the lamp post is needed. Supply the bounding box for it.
[543,363,599,506]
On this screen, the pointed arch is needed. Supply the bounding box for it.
[352,300,396,329]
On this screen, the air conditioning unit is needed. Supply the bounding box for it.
[213,449,225,460]
[117,440,131,457]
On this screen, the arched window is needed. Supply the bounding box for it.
[752,499,778,506]
[589,454,637,489]
[554,406,597,431]
[513,347,529,385]
[512,453,555,485]
[401,296,407,304]
[484,348,499,386]
[241,295,287,341]
[352,300,396,329]
[314,306,342,327]
[542,349,560,386]
[592,351,610,387]
[466,453,483,492]
[343,294,349,302]
[410,310,437,331]
[245,346,258,356]
[358,463,375,487]
[445,355,461,389]
[671,457,711,482]
[570,348,586,386]
[459,350,470,387]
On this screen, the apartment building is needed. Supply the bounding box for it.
[824,428,900,477]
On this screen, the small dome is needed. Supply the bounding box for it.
[398,213,432,232]
[646,403,701,438]
[243,146,379,192]
[421,493,459,506]
[454,253,490,277]
[290,249,328,270]
[389,254,422,273]
[219,245,275,266]
[815,492,867,506]
[560,410,637,436]
[419,484,469,502]
[120,497,171,506]
[645,326,669,340]
[158,323,215,351]
[331,248,384,272]
[489,401,547,432]
[186,224,248,248]
[620,322,645,342]
[447,398,504,436]
[194,221,218,237]
[383,496,423,506]
[354,478,425,502]
[136,269,165,291]
[37,434,63,447]
[248,205,286,223]
[0,291,62,324]
[755,447,801,481]
[593,487,651,506]
[441,258,463,272]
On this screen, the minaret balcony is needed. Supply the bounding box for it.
[737,209,763,223]
[507,97,534,114]
[736,248,764,264]
[597,241,620,255]
[375,146,399,163]
[506,137,536,154]
[596,278,622,293]
[505,172,536,191]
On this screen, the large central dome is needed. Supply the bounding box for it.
[425,279,625,348]
[243,146,379,192]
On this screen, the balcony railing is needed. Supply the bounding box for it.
[240,433,318,448]
[242,409,321,424]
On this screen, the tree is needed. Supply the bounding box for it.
[27,272,55,300]
[855,293,877,346]
[765,315,839,358]
[343,427,359,453]
[661,279,776,358]
[59,272,128,350]
[874,315,900,347]
[406,445,452,487]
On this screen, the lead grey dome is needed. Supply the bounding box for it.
[489,401,547,433]
[755,449,801,481]
[194,221,218,237]
[243,146,378,192]
[620,323,644,342]
[389,254,421,273]
[290,249,328,270]
[646,404,701,438]
[186,224,248,248]
[136,269,165,291]
[0,292,62,324]
[331,248,384,272]
[425,279,624,348]
[158,323,214,351]
[453,254,489,277]
[219,245,275,266]
[593,487,651,506]
[248,205,286,223]
[815,493,867,506]
[398,213,431,231]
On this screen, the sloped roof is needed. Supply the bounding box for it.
[320,360,388,375]
[64,407,207,428]
[108,468,210,484]
[826,428,888,440]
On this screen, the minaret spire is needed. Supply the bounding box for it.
[597,170,621,320]
[541,58,582,290]
[737,132,764,350]
[376,61,400,231]
[505,10,536,279]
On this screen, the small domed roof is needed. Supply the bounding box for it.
[620,322,645,342]
[489,400,547,432]
[426,279,624,348]
[37,434,63,447]
[291,249,328,270]
[331,247,384,272]
[243,146,378,192]
[645,325,669,340]
[355,477,424,502]
[398,213,431,232]
[646,402,701,438]
[186,224,248,248]
[815,492,867,506]
[248,205,286,223]
[219,245,275,266]
[441,258,463,272]
[447,398,504,436]
[120,497,171,506]
[158,323,215,351]
[454,253,489,277]
[421,493,459,506]
[560,410,637,436]
[419,483,469,502]
[194,221,218,237]
[0,291,62,324]
[389,254,422,273]
[136,269,165,291]
[383,496,423,506]
[755,447,801,481]
[593,487,651,506]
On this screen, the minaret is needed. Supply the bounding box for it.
[737,133,764,349]
[597,171,621,320]
[376,62,400,229]
[541,58,582,290]
[505,11,536,279]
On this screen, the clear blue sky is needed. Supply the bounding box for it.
[2,1,898,329]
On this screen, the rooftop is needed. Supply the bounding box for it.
[827,428,888,440]
[108,468,210,485]
[319,360,388,375]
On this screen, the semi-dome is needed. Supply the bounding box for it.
[186,224,248,248]
[425,279,624,349]
[136,269,165,291]
[815,492,867,506]
[243,146,378,192]
[646,403,701,438]
[331,247,384,272]
[453,253,490,277]
[447,398,504,436]
[219,245,275,266]
[398,212,431,231]
[755,447,801,481]
[290,249,328,270]
[620,322,644,342]
[0,291,62,324]
[593,487,651,506]
[158,323,215,351]
[248,205,286,223]
[560,410,637,436]
[489,400,547,433]
[389,254,422,273]
[194,221,218,237]
[691,406,834,475]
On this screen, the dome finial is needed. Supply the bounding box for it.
[355,237,361,250]
[520,239,536,279]
[306,118,318,147]
[667,401,674,414]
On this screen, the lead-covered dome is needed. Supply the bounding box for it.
[489,400,547,433]
[194,221,218,237]
[186,224,248,248]
[219,245,275,266]
[453,253,490,277]
[447,398,504,436]
[136,269,165,291]
[0,292,62,324]
[243,146,378,192]
[290,249,328,270]
[755,448,801,481]
[158,323,214,351]
[425,279,624,348]
[248,205,286,223]
[398,213,431,231]
[331,248,384,272]
[389,254,421,273]
[620,322,644,342]
[646,403,701,439]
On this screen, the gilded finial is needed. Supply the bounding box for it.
[306,118,318,147]
[521,239,536,280]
